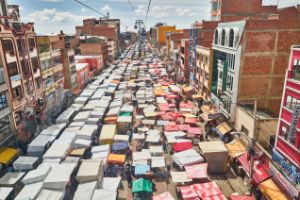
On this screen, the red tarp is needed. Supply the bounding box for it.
[185,163,208,179]
[194,182,222,198]
[237,153,270,185]
[178,124,191,131]
[159,104,170,112]
[180,101,194,109]
[173,142,193,152]
[152,192,175,200]
[229,195,255,200]
[165,94,179,99]
[185,118,198,124]
[201,194,227,200]
[187,127,202,135]
[165,123,179,132]
[162,112,183,121]
[180,185,200,200]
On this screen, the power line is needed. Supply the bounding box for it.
[144,0,152,24]
[73,0,107,17]
[127,0,140,20]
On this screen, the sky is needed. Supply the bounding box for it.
[8,0,300,34]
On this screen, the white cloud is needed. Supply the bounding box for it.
[101,5,112,13]
[176,8,197,17]
[23,8,92,24]
[135,5,146,16]
[81,8,86,12]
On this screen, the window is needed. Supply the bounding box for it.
[280,124,289,139]
[292,58,300,80]
[28,38,36,50]
[0,92,7,110]
[35,77,42,89]
[69,55,75,64]
[226,75,233,91]
[241,125,249,136]
[285,95,300,110]
[7,62,19,77]
[229,29,234,47]
[12,86,22,99]
[21,59,31,78]
[0,115,13,142]
[0,67,5,85]
[218,70,223,80]
[2,40,14,54]
[214,29,218,45]
[221,29,225,46]
[31,57,39,73]
[40,59,51,71]
[52,56,62,67]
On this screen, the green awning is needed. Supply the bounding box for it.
[132,178,153,193]
[119,112,132,116]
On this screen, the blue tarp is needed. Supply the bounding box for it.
[135,164,150,175]
[112,142,128,151]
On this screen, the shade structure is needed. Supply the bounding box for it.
[225,140,247,159]
[152,191,175,200]
[159,103,171,112]
[185,117,198,124]
[185,163,208,179]
[258,179,289,200]
[201,194,227,200]
[229,195,255,200]
[194,182,222,198]
[135,164,150,175]
[107,154,126,164]
[0,148,18,165]
[112,142,128,151]
[178,124,191,131]
[164,124,179,132]
[132,178,153,193]
[187,127,202,135]
[180,185,199,200]
[170,171,192,183]
[237,153,270,185]
[173,142,193,152]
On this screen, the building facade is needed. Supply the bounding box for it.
[0,2,43,136]
[272,45,300,200]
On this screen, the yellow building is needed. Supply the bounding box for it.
[157,26,176,48]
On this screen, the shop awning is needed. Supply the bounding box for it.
[225,140,247,159]
[153,192,175,200]
[107,154,126,164]
[0,148,18,165]
[173,142,193,152]
[258,179,289,200]
[216,122,232,135]
[185,163,208,179]
[237,153,270,185]
[132,178,153,193]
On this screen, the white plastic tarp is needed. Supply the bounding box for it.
[101,176,121,192]
[92,189,116,200]
[91,145,110,154]
[151,157,165,168]
[40,123,66,137]
[74,96,89,104]
[76,159,103,183]
[13,156,38,171]
[22,165,51,184]
[106,107,121,117]
[28,135,56,154]
[15,182,43,200]
[73,111,91,122]
[43,141,70,160]
[0,172,25,186]
[43,163,77,190]
[36,189,64,200]
[170,171,192,183]
[73,181,97,200]
[173,149,204,167]
[0,187,13,199]
[114,135,129,142]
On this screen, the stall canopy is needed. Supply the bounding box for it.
[0,148,18,165]
[258,179,289,200]
[185,163,208,179]
[107,154,126,164]
[225,140,247,159]
[132,178,153,193]
[112,142,128,151]
[153,192,175,200]
[173,142,193,152]
[173,149,204,167]
[216,122,232,135]
[194,182,223,198]
[135,164,150,175]
[170,171,192,183]
[187,127,202,135]
[180,185,199,200]
[237,153,270,185]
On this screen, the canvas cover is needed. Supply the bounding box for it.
[76,159,103,183]
[73,181,97,200]
[132,178,153,193]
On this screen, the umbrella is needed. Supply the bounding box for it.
[132,178,153,193]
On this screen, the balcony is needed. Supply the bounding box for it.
[51,49,61,57]
[53,64,63,73]
[34,68,41,78]
[30,48,38,58]
[10,74,22,88]
[5,51,17,63]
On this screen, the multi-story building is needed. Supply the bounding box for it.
[37,35,65,117]
[211,6,300,120]
[196,46,213,101]
[0,1,43,135]
[271,46,300,200]
[179,39,190,84]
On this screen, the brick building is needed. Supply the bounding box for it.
[0,1,43,139]
[271,46,300,199]
[211,16,300,121]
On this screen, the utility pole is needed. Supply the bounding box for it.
[249,100,257,194]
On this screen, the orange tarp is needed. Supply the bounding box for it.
[108,154,126,164]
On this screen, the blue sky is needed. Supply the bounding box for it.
[8,0,300,34]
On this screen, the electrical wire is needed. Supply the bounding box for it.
[73,0,107,17]
[127,0,140,20]
[144,0,152,24]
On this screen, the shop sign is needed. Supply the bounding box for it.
[269,164,299,199]
[287,106,300,143]
[272,149,300,186]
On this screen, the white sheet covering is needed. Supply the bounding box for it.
[101,177,121,192]
[76,159,103,183]
[0,172,25,186]
[92,189,117,200]
[13,156,38,171]
[173,149,204,167]
[15,182,43,200]
[36,189,64,200]
[0,187,13,199]
[22,164,51,184]
[73,181,97,200]
[43,141,70,160]
[43,163,77,190]
[28,135,56,154]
